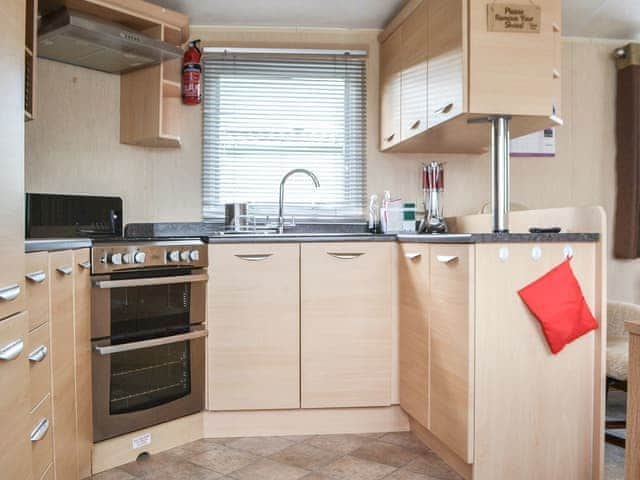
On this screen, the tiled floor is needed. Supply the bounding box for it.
[92,432,462,480]
[92,430,627,480]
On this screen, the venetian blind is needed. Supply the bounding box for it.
[202,52,367,220]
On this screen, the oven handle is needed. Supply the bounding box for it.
[93,273,209,289]
[93,327,208,356]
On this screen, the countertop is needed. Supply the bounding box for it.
[25,238,93,253]
[396,232,600,243]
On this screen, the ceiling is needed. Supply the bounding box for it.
[148,0,640,40]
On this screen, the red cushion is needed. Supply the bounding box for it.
[518,259,598,354]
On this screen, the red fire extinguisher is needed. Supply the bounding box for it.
[182,39,202,105]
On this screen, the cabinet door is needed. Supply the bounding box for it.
[380,28,403,150]
[209,244,300,410]
[28,322,51,411]
[0,0,26,321]
[428,244,474,464]
[400,0,428,141]
[427,0,464,129]
[301,243,392,408]
[30,395,53,480]
[49,251,79,480]
[398,243,429,427]
[73,250,93,479]
[0,312,32,480]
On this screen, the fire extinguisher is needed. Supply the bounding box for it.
[182,39,202,105]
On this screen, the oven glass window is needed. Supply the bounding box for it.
[110,283,192,344]
[110,342,191,415]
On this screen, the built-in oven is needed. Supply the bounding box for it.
[90,241,208,442]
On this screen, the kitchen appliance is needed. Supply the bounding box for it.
[91,240,208,441]
[38,8,183,74]
[419,162,447,233]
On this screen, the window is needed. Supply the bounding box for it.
[202,51,367,220]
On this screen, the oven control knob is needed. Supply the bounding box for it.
[189,250,200,262]
[122,253,133,264]
[180,251,190,262]
[168,250,180,262]
[134,252,146,264]
[109,253,122,265]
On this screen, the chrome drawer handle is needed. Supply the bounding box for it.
[30,418,49,442]
[0,284,20,302]
[0,339,24,361]
[78,261,91,270]
[56,266,73,276]
[410,119,421,130]
[25,271,46,284]
[434,103,454,114]
[235,254,273,262]
[436,255,458,264]
[28,345,48,363]
[405,253,422,260]
[327,252,365,260]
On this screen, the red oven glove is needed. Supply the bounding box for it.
[518,258,598,354]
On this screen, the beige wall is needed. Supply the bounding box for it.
[24,29,638,302]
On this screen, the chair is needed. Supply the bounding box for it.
[605,302,639,447]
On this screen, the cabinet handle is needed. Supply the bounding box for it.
[235,254,273,262]
[552,68,560,79]
[405,253,422,260]
[0,284,20,302]
[410,119,421,130]
[434,103,454,115]
[25,270,46,284]
[327,252,365,260]
[30,418,50,442]
[385,133,396,142]
[56,266,73,276]
[552,22,560,33]
[0,339,24,361]
[436,255,458,264]
[28,345,48,363]
[78,261,91,270]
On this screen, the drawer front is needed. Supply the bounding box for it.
[0,312,32,480]
[26,252,50,331]
[428,244,475,463]
[30,395,53,480]
[28,322,51,411]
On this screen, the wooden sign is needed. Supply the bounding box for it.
[488,3,541,33]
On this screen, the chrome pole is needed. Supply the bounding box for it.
[491,116,510,233]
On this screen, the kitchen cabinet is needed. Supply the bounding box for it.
[49,250,79,480]
[379,0,562,153]
[25,252,50,331]
[0,0,26,322]
[28,322,51,411]
[380,28,403,149]
[398,243,430,428]
[301,243,392,408]
[208,244,301,410]
[428,244,474,464]
[74,249,93,479]
[0,312,33,480]
[30,395,53,480]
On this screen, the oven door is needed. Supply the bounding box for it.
[91,269,207,442]
[92,328,205,442]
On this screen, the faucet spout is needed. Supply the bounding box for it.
[278,169,321,233]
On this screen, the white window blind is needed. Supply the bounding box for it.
[202,52,367,220]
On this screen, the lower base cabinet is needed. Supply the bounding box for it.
[208,244,301,410]
[0,311,32,480]
[301,243,393,408]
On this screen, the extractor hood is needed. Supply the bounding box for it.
[38,8,183,74]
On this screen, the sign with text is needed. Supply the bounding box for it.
[488,3,541,33]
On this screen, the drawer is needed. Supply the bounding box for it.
[30,395,53,480]
[25,253,50,331]
[28,322,51,410]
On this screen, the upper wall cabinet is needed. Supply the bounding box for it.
[379,0,562,154]
[39,0,189,148]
